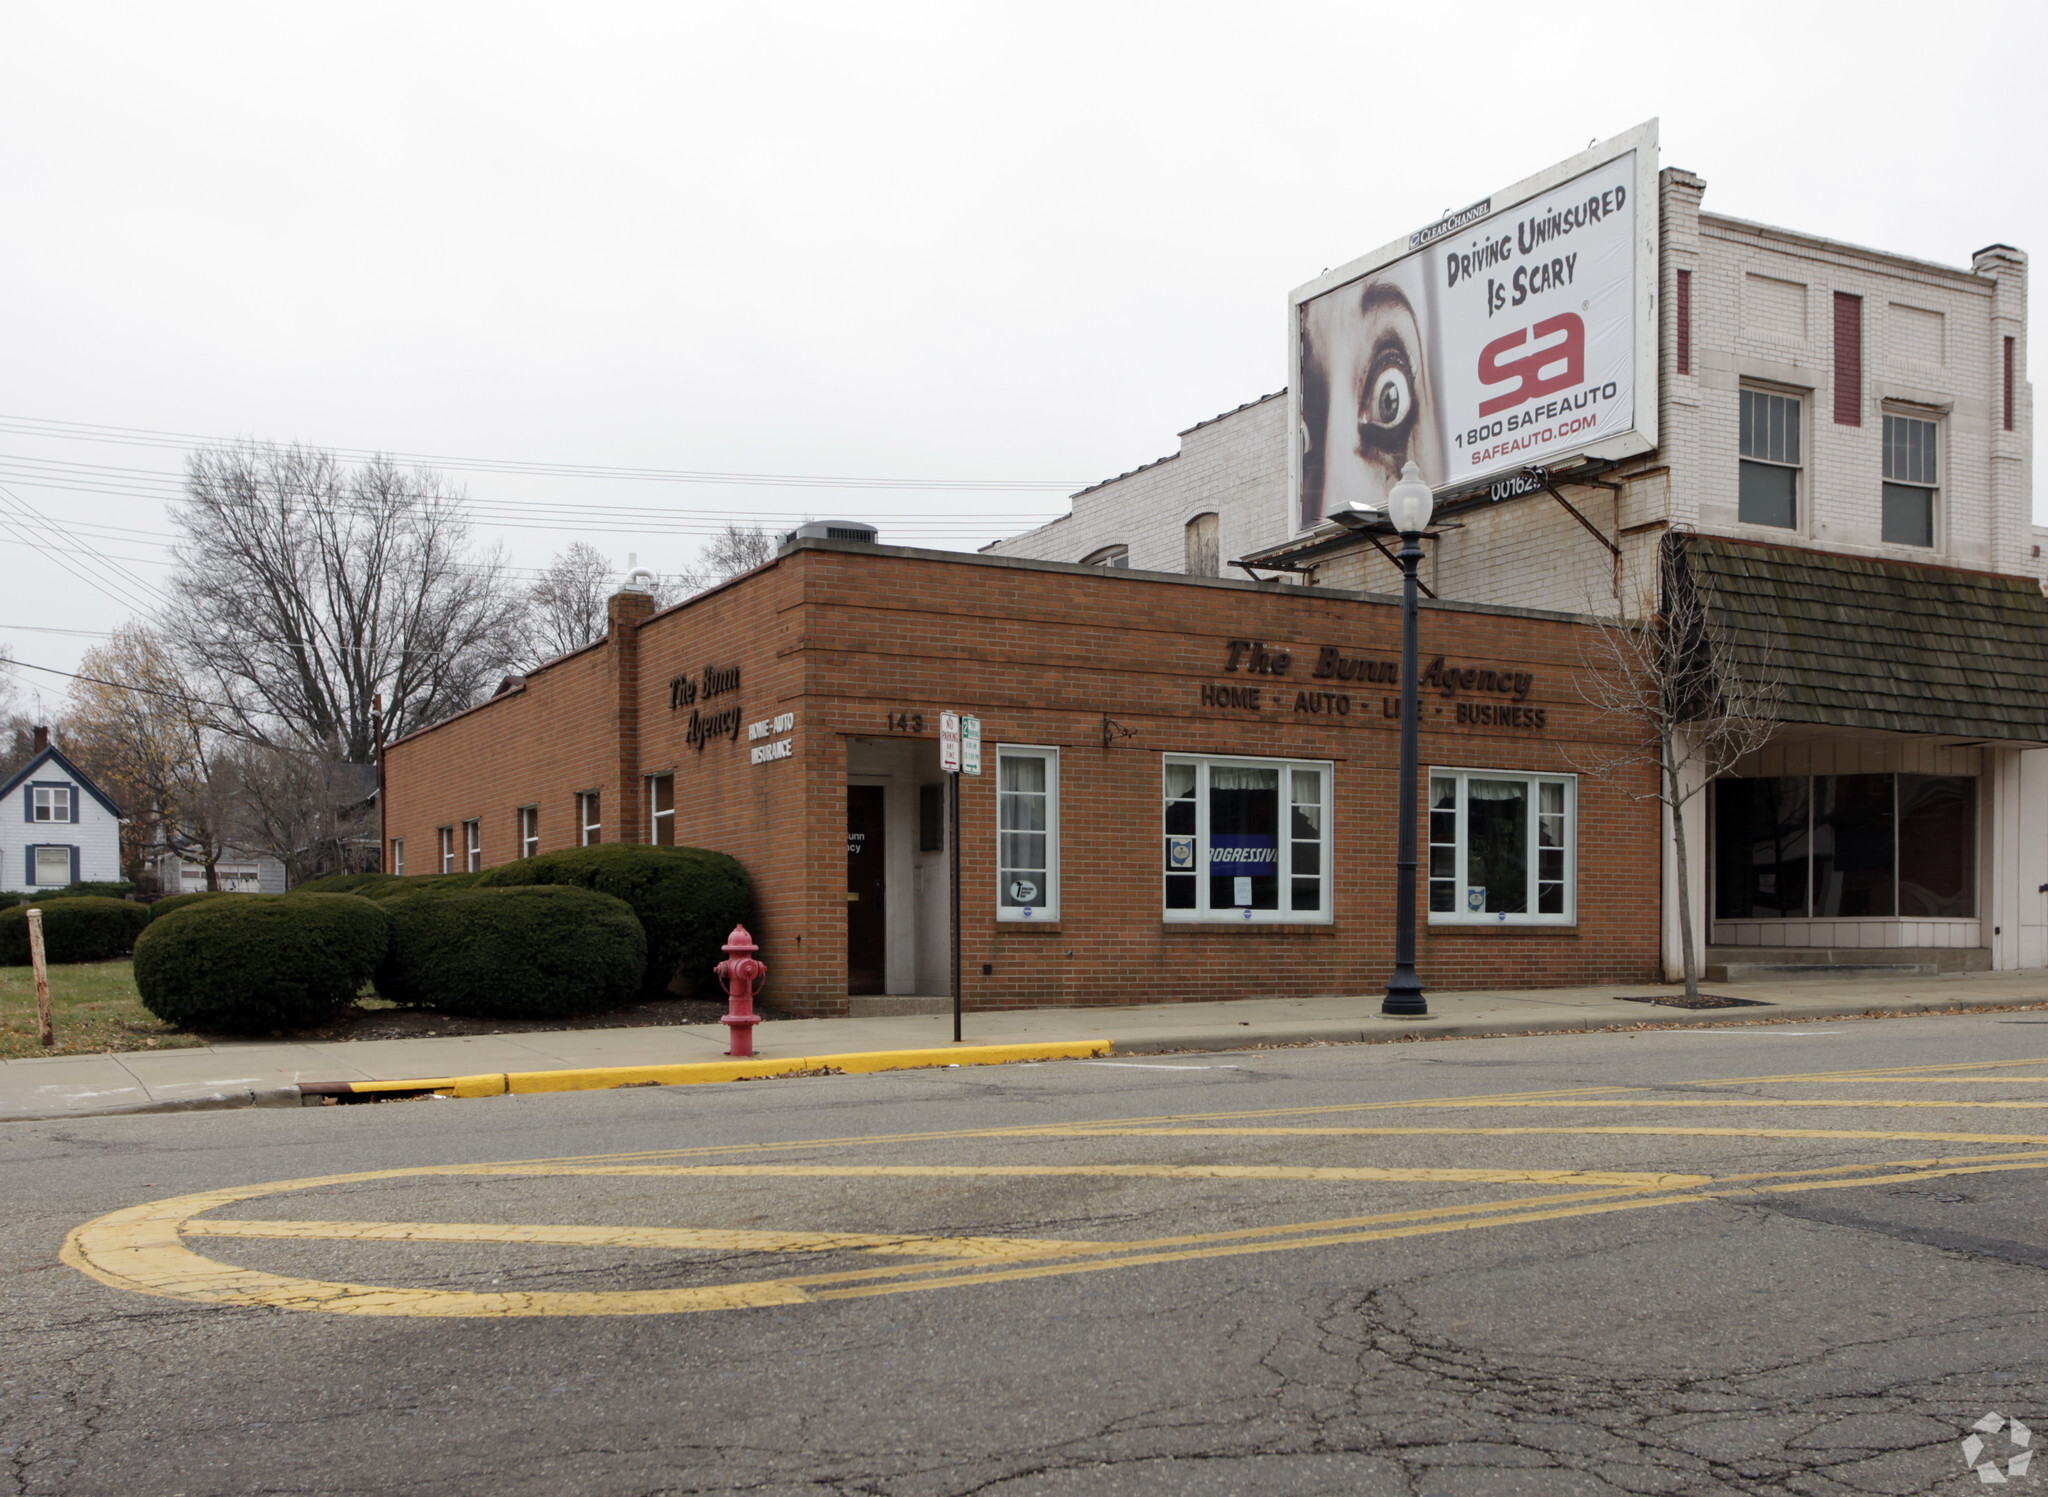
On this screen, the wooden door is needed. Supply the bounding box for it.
[846,785,887,995]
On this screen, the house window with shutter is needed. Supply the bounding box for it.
[30,785,72,822]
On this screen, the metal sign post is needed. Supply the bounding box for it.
[939,714,979,1043]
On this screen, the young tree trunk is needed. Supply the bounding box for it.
[1665,738,1700,1000]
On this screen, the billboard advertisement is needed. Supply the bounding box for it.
[1290,121,1659,530]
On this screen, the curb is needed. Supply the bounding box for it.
[298,1040,1115,1102]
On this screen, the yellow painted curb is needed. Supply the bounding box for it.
[317,1041,1111,1102]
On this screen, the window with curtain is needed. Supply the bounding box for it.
[1162,755,1330,922]
[996,746,1058,919]
[1428,769,1574,923]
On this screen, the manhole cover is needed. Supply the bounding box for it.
[1614,994,1771,1010]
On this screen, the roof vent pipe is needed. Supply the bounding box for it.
[621,552,656,593]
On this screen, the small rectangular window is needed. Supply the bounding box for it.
[519,806,538,860]
[996,746,1058,919]
[649,774,674,847]
[1738,389,1802,529]
[1427,769,1576,925]
[1881,413,1938,548]
[579,791,601,846]
[438,826,454,874]
[391,838,405,877]
[31,786,71,823]
[1162,754,1331,923]
[464,819,481,872]
[33,845,70,886]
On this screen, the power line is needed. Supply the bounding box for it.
[0,413,1087,493]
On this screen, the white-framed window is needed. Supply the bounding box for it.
[464,819,481,872]
[519,806,539,860]
[438,826,455,873]
[31,846,72,886]
[1428,768,1576,924]
[649,774,674,847]
[996,745,1059,920]
[30,785,72,822]
[1738,388,1802,530]
[1080,544,1129,568]
[1881,412,1938,548]
[1163,754,1331,923]
[391,838,404,876]
[578,791,601,846]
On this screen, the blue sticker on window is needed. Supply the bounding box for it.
[1209,836,1277,877]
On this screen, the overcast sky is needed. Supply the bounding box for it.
[1,1,2041,702]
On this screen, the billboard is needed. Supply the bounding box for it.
[1289,120,1659,530]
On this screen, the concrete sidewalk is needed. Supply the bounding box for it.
[7,968,2047,1122]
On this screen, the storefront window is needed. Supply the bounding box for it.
[1162,755,1330,923]
[997,746,1058,919]
[1427,769,1575,924]
[1713,774,1976,920]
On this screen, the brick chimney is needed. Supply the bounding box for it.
[31,725,48,755]
[607,582,658,844]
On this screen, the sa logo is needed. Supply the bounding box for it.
[1478,312,1585,417]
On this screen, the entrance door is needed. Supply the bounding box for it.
[847,785,887,995]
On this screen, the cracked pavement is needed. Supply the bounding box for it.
[5,1014,2047,1495]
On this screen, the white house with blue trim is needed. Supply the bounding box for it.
[0,729,124,893]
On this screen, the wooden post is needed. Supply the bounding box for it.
[26,906,52,1048]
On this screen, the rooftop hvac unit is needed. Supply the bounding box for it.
[785,520,879,545]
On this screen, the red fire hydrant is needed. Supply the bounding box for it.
[715,924,766,1058]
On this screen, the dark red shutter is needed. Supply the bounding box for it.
[2006,336,2017,432]
[1675,270,1691,375]
[1832,292,1862,426]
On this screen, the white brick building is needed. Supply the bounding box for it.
[987,163,2041,983]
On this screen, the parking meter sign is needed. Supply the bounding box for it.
[961,716,981,776]
[940,712,961,774]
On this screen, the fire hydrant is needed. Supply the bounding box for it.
[715,924,766,1058]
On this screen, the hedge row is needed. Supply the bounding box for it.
[131,844,750,1033]
[0,897,152,965]
[134,895,390,1031]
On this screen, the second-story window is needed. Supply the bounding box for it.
[1881,413,1938,548]
[1080,544,1130,568]
[464,819,481,872]
[1739,389,1802,530]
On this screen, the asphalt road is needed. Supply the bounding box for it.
[8,1014,2048,1496]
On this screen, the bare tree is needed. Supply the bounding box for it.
[1573,532,1781,999]
[64,625,239,888]
[675,522,776,595]
[222,743,379,886]
[166,442,524,760]
[523,541,618,662]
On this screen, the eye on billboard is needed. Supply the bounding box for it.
[1289,120,1660,531]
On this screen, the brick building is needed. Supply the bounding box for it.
[989,140,2041,982]
[382,541,1662,1016]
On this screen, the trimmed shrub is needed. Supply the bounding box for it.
[376,885,645,1019]
[147,890,236,922]
[0,897,151,965]
[0,892,23,912]
[133,894,389,1032]
[476,844,750,998]
[295,872,482,900]
[29,880,136,903]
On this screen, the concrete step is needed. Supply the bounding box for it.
[1705,962,1938,983]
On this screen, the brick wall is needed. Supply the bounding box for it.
[386,542,1662,1016]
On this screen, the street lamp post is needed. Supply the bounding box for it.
[1381,461,1434,1017]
